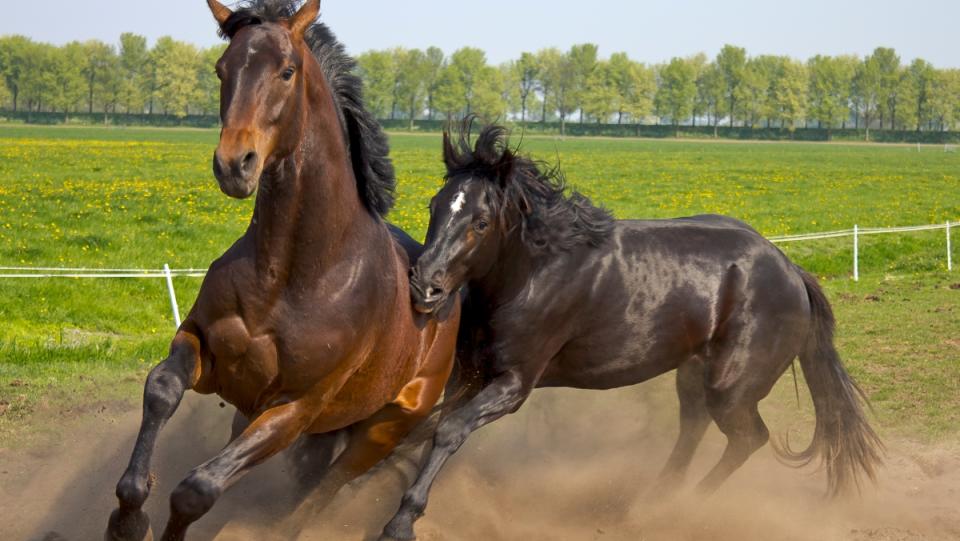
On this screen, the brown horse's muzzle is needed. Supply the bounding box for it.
[213,129,263,199]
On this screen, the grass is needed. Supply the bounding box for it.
[0,124,957,444]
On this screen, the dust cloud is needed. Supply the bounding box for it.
[2,380,958,541]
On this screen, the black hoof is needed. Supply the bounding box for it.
[105,507,153,541]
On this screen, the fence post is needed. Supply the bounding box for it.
[164,264,182,329]
[948,221,953,272]
[853,225,860,282]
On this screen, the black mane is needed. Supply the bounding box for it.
[444,122,614,253]
[220,0,395,217]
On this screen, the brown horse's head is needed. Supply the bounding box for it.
[206,0,320,199]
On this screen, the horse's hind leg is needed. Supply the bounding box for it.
[286,429,350,500]
[695,399,769,494]
[693,339,790,494]
[106,332,201,541]
[283,367,456,537]
[654,357,711,492]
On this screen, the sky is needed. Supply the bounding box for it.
[2,0,958,68]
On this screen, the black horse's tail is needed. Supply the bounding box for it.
[773,269,884,496]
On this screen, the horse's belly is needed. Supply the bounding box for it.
[305,350,420,434]
[538,330,693,390]
[539,352,684,390]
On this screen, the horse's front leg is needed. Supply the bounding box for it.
[381,370,531,541]
[283,374,451,537]
[285,318,461,537]
[160,400,311,541]
[106,332,202,541]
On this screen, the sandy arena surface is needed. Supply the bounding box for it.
[2,385,958,541]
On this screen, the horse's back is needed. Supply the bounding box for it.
[614,215,779,264]
[538,214,809,389]
[675,213,762,233]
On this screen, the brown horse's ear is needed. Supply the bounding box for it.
[290,0,320,37]
[206,0,233,27]
[442,130,458,171]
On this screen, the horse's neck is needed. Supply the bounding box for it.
[248,112,378,287]
[473,237,537,307]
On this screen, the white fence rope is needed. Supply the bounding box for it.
[0,220,954,326]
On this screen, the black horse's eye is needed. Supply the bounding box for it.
[474,220,489,233]
[282,67,295,81]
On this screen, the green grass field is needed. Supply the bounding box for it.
[0,124,958,443]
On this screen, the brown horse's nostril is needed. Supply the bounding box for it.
[241,152,258,176]
[213,153,226,180]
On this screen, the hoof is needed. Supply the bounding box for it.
[105,508,153,541]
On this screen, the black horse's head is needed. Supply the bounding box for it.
[410,128,512,314]
[411,122,614,315]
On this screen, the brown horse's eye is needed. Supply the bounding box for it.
[282,67,295,81]
[474,220,489,233]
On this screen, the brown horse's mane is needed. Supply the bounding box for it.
[444,122,614,253]
[219,0,395,217]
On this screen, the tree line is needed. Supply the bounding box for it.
[0,34,224,120]
[360,44,960,137]
[2,33,959,137]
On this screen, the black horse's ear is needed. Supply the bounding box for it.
[207,0,233,28]
[494,148,516,187]
[442,130,458,171]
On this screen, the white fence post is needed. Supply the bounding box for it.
[853,224,860,282]
[164,263,182,329]
[948,221,953,272]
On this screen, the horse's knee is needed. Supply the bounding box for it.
[170,473,221,523]
[433,418,469,452]
[143,366,187,418]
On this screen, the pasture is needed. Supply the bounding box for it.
[0,125,958,441]
[0,125,960,541]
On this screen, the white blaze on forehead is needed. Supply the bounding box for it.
[450,189,467,215]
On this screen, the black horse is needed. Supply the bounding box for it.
[381,123,883,540]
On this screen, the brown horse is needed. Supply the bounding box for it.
[104,1,460,539]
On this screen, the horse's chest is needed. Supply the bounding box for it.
[202,316,280,412]
[200,307,364,410]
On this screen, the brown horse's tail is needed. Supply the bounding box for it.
[773,268,884,496]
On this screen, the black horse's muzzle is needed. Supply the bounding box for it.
[409,266,449,315]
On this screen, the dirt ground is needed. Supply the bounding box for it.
[2,384,958,541]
